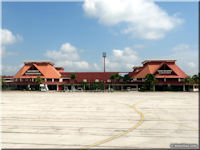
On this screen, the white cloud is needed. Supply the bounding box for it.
[93,63,101,71]
[1,29,23,45]
[45,42,140,72]
[1,64,23,75]
[45,43,79,61]
[0,29,22,57]
[45,42,90,71]
[106,47,140,71]
[187,62,196,68]
[55,60,90,72]
[169,44,198,75]
[83,0,183,40]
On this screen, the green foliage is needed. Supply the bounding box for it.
[144,74,157,91]
[90,82,97,90]
[110,73,122,83]
[97,82,104,90]
[35,76,43,85]
[167,84,172,91]
[184,74,200,85]
[1,76,5,88]
[140,84,147,91]
[88,82,104,91]
[70,73,76,90]
[184,76,192,83]
[70,73,76,80]
[80,81,87,90]
[109,74,115,82]
[123,74,131,83]
[192,74,199,84]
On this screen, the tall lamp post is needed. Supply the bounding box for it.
[103,52,106,91]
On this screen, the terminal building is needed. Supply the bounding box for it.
[1,60,196,91]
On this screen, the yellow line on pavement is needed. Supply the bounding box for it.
[80,104,144,150]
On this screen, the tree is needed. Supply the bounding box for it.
[192,74,199,84]
[70,73,76,90]
[184,76,193,84]
[110,74,115,82]
[80,81,87,90]
[97,82,104,90]
[90,82,97,90]
[116,74,123,82]
[123,74,131,83]
[70,73,76,82]
[1,76,5,89]
[35,76,43,90]
[144,74,157,91]
[110,74,116,90]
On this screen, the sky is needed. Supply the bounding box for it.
[1,0,199,76]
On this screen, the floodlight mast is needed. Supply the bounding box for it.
[103,52,106,91]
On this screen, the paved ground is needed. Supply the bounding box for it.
[1,91,199,149]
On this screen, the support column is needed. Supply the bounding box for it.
[183,84,186,92]
[28,84,30,90]
[136,85,138,91]
[153,85,155,91]
[57,84,59,91]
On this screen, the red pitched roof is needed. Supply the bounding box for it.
[131,60,187,79]
[13,62,61,79]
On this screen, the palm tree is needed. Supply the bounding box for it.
[97,82,104,90]
[184,76,193,84]
[110,74,116,90]
[144,74,157,91]
[192,74,199,84]
[70,73,76,90]
[81,81,87,91]
[35,76,43,90]
[1,76,5,89]
[123,74,130,83]
[192,74,199,91]
[115,74,123,82]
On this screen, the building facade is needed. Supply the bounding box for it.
[2,60,196,91]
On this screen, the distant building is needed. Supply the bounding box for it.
[1,60,196,91]
[130,60,188,91]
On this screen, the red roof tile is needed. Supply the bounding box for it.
[61,72,118,82]
[13,62,61,79]
[131,61,187,79]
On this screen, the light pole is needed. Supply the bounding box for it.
[103,52,106,91]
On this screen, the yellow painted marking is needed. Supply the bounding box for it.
[80,104,144,150]
[80,100,197,149]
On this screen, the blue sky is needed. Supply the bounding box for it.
[1,0,198,75]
